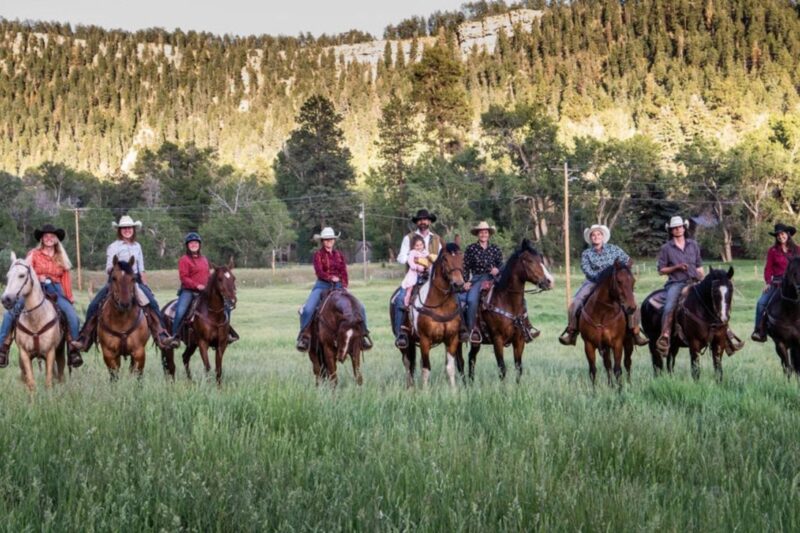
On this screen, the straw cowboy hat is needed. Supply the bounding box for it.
[583,224,610,245]
[769,223,797,237]
[411,209,437,223]
[112,215,142,229]
[470,221,496,236]
[665,216,689,231]
[313,227,340,240]
[34,223,66,242]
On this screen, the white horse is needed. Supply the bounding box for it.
[1,253,65,391]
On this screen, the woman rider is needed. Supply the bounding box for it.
[751,223,800,342]
[461,221,503,344]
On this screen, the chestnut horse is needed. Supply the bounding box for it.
[641,267,735,382]
[578,260,637,387]
[1,253,66,391]
[161,260,237,384]
[307,289,366,387]
[763,257,800,378]
[391,242,465,388]
[97,256,150,380]
[464,239,554,383]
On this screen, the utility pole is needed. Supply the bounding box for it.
[360,202,368,281]
[74,208,82,291]
[563,161,571,309]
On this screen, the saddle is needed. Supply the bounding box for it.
[648,283,697,344]
[163,296,201,328]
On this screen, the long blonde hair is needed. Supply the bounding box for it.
[35,239,73,270]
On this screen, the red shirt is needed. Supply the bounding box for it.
[178,254,210,290]
[26,248,74,302]
[764,244,800,284]
[313,247,348,287]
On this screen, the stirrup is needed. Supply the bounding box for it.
[296,334,310,352]
[750,329,767,343]
[558,328,577,346]
[395,332,408,349]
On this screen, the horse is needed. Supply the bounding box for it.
[97,256,150,380]
[641,267,735,382]
[763,257,800,378]
[390,242,465,388]
[1,253,66,391]
[577,260,637,387]
[161,260,237,384]
[306,289,366,387]
[462,239,554,383]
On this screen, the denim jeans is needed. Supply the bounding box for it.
[461,274,492,330]
[172,289,196,335]
[299,281,367,332]
[43,282,80,339]
[0,300,24,345]
[755,286,777,324]
[662,281,686,329]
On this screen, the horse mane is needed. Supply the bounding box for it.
[496,239,540,290]
[114,259,135,276]
[694,268,729,298]
[593,261,631,286]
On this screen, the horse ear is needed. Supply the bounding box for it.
[727,266,734,279]
[129,256,135,269]
[227,256,235,269]
[9,251,16,262]
[113,255,119,266]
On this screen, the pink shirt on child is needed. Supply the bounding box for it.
[401,249,429,289]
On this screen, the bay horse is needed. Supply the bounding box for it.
[641,267,735,382]
[161,260,237,384]
[764,257,800,378]
[390,242,465,388]
[1,253,65,391]
[97,256,150,380]
[306,289,366,387]
[463,239,554,383]
[578,260,637,387]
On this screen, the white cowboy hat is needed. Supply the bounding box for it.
[313,227,340,240]
[470,221,496,236]
[665,216,689,230]
[583,224,610,245]
[112,215,142,229]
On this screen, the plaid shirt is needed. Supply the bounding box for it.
[27,248,74,301]
[313,248,349,287]
[580,244,630,282]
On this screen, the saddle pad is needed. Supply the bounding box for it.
[647,289,667,310]
[163,299,178,319]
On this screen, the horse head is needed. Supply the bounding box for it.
[2,253,35,310]
[782,257,800,301]
[209,258,238,310]
[433,242,465,292]
[109,255,138,312]
[515,238,554,290]
[611,259,637,315]
[702,266,734,325]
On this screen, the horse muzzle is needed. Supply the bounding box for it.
[225,298,237,310]
[538,279,553,290]
[1,295,16,310]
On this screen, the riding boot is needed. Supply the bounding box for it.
[296,330,310,352]
[627,312,649,346]
[70,315,97,352]
[227,326,240,345]
[751,313,768,343]
[0,333,13,368]
[725,328,745,356]
[362,330,373,350]
[394,306,410,349]
[64,330,84,368]
[145,306,178,349]
[558,305,580,346]
[521,316,540,343]
[656,312,674,356]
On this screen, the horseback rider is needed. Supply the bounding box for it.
[295,227,372,352]
[655,216,744,355]
[751,223,800,342]
[70,215,178,351]
[559,224,648,346]
[0,224,83,368]
[172,232,239,344]
[461,221,503,344]
[393,209,443,349]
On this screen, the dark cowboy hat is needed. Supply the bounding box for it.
[34,224,66,242]
[769,223,797,237]
[411,209,437,223]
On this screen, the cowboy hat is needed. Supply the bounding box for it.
[313,227,340,240]
[583,224,610,245]
[769,223,797,237]
[470,221,496,236]
[112,215,142,229]
[34,223,66,242]
[665,216,689,230]
[411,209,437,223]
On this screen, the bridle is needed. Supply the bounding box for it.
[109,267,137,310]
[9,261,47,314]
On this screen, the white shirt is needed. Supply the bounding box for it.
[397,230,438,264]
[105,240,145,274]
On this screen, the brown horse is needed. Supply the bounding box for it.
[306,289,366,387]
[464,239,554,383]
[97,256,150,380]
[578,260,637,387]
[161,260,237,384]
[391,242,465,388]
[1,253,66,391]
[641,267,735,382]
[763,257,800,378]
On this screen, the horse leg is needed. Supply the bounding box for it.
[419,338,432,388]
[130,347,146,379]
[493,337,507,381]
[444,335,460,389]
[161,346,176,380]
[650,340,664,377]
[45,348,56,388]
[601,346,613,387]
[454,343,466,385]
[323,342,338,387]
[623,338,633,385]
[711,341,724,383]
[774,341,792,379]
[689,346,701,381]
[182,344,197,380]
[214,344,226,385]
[403,343,416,389]
[102,346,121,382]
[467,343,479,383]
[55,340,66,383]
[351,348,363,386]
[583,341,598,386]
[512,336,525,384]
[612,342,624,390]
[198,340,212,374]
[667,344,678,374]
[19,350,35,393]
[790,346,800,380]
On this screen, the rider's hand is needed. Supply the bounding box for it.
[331,276,340,283]
[464,282,472,291]
[490,267,499,277]
[763,284,770,293]
[197,285,205,290]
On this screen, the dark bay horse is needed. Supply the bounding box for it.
[463,239,553,383]
[97,256,150,380]
[307,289,366,387]
[578,260,637,387]
[161,260,237,384]
[641,267,735,382]
[391,243,465,388]
[764,257,800,378]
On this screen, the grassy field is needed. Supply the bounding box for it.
[1,261,799,531]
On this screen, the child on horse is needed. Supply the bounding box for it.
[401,235,431,307]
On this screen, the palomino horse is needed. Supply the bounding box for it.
[1,253,65,391]
[391,242,465,388]
[764,257,800,378]
[306,289,366,387]
[161,260,237,384]
[463,239,553,383]
[97,256,150,380]
[578,260,637,387]
[641,267,735,382]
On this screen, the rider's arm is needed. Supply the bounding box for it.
[397,235,411,265]
[178,256,197,290]
[312,250,331,282]
[339,251,349,288]
[580,249,594,279]
[61,269,74,303]
[763,247,775,285]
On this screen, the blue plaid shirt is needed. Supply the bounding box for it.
[580,244,630,282]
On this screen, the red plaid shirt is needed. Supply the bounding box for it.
[27,248,74,302]
[764,244,800,284]
[313,248,349,287]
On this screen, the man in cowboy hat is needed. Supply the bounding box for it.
[558,224,648,346]
[393,209,443,349]
[655,215,744,355]
[752,222,800,342]
[461,221,504,344]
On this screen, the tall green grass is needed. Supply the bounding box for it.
[1,262,798,531]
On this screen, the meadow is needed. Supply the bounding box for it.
[1,261,799,531]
